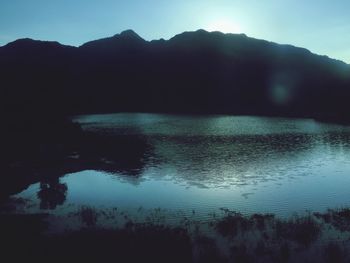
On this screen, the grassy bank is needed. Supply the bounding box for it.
[1,207,350,263]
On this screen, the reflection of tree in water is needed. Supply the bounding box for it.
[37,178,67,210]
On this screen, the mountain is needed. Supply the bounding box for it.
[80,29,146,51]
[1,29,350,122]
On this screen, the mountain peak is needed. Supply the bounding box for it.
[5,38,38,47]
[169,29,247,43]
[80,30,145,49]
[4,38,65,50]
[195,29,209,34]
[115,30,144,41]
[120,29,138,36]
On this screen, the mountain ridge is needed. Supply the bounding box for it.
[1,29,350,123]
[1,29,348,66]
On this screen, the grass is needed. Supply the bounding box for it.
[215,211,251,238]
[274,215,321,247]
[324,242,347,263]
[230,244,253,263]
[193,235,225,263]
[315,208,350,232]
[1,208,350,262]
[79,206,98,226]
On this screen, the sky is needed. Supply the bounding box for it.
[0,0,349,63]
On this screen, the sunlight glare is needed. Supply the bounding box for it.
[206,19,242,34]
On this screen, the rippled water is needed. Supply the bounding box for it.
[15,114,350,218]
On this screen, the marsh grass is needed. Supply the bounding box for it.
[274,215,321,247]
[193,235,226,263]
[216,212,250,238]
[315,208,350,232]
[0,197,28,213]
[324,242,347,263]
[1,208,350,262]
[79,206,98,226]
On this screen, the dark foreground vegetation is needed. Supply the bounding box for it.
[1,207,350,263]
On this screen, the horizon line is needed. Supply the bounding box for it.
[1,29,349,65]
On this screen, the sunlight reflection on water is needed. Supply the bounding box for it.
[15,114,350,219]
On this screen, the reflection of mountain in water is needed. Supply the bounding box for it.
[149,133,350,188]
[77,130,350,189]
[4,115,350,202]
[75,114,350,188]
[1,133,153,199]
[78,133,153,177]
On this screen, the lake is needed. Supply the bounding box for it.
[13,113,350,225]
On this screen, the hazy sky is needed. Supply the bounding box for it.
[1,0,349,63]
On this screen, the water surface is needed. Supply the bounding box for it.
[14,114,350,220]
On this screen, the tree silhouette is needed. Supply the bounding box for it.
[37,178,67,210]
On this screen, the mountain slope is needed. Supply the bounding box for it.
[1,29,350,122]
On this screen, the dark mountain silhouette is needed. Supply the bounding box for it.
[1,29,350,122]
